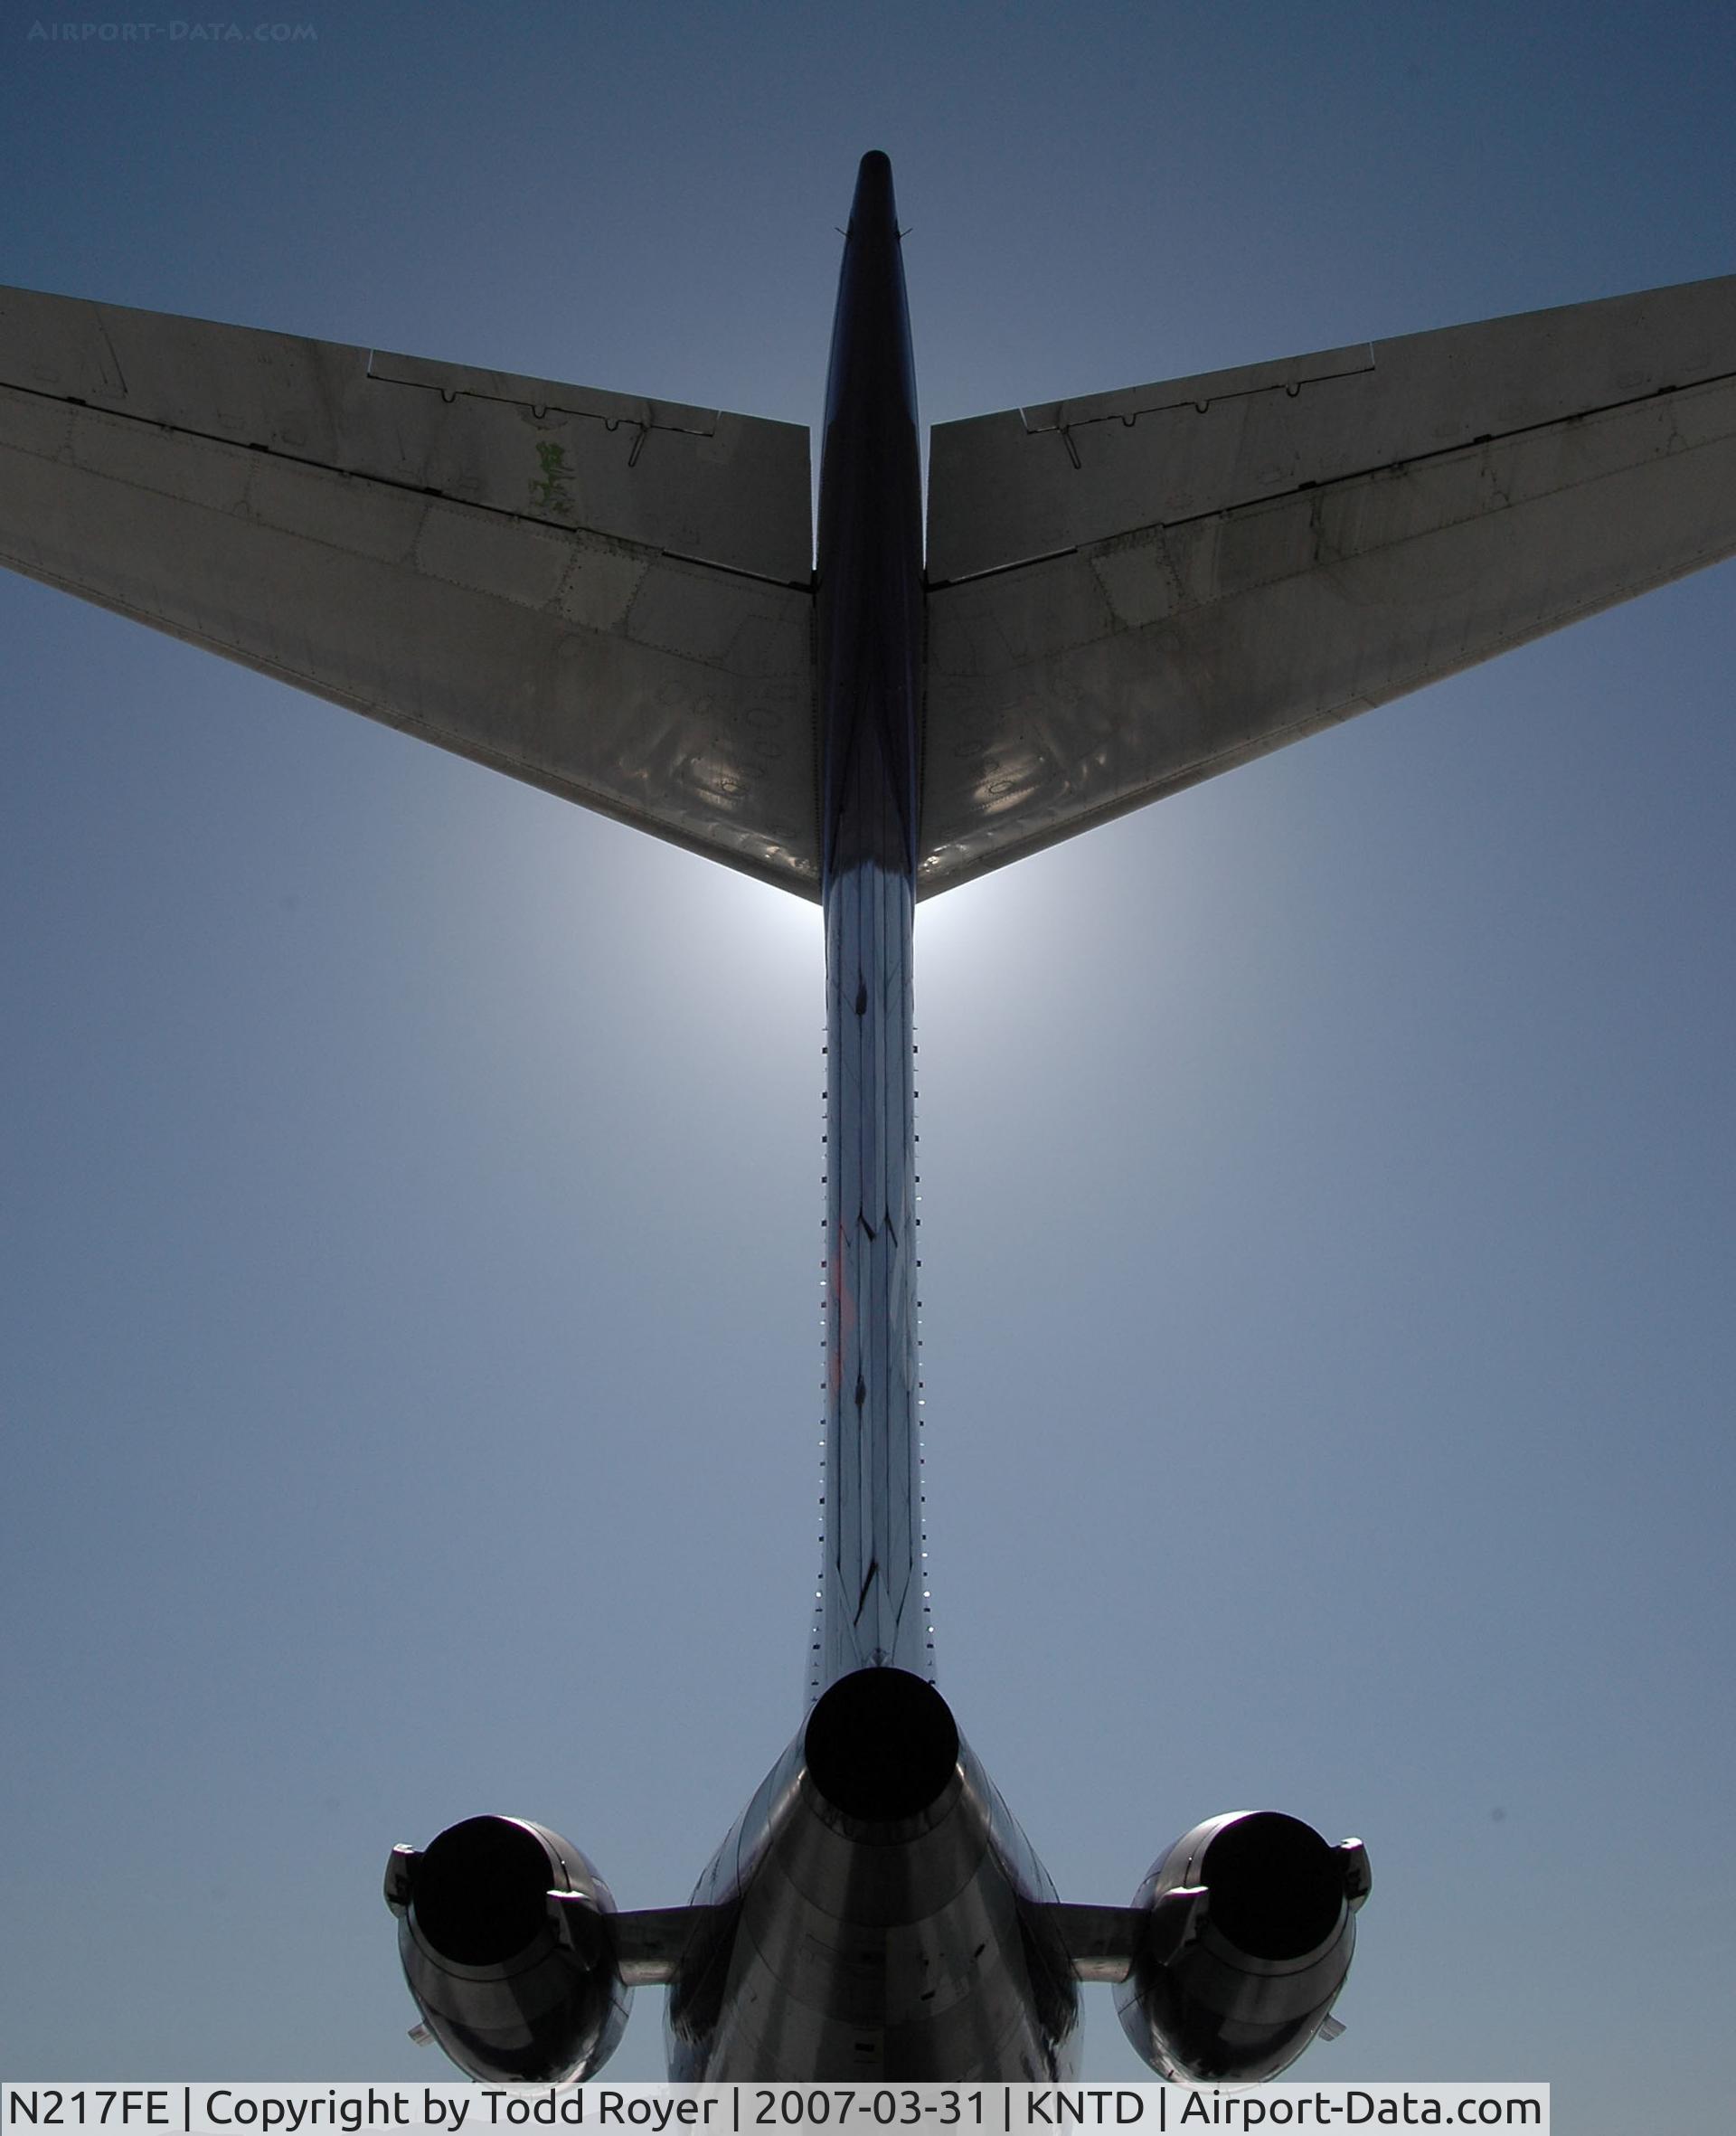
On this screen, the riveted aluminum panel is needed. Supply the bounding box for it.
[920,275,1736,894]
[0,286,818,893]
[928,274,1736,585]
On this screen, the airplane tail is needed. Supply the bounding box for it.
[386,1668,1370,2082]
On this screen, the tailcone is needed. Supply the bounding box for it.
[671,1669,1078,2076]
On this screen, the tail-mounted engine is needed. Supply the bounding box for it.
[384,1814,630,2084]
[1114,1810,1371,2083]
[384,1781,1367,2084]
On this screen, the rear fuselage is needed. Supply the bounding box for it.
[665,152,1080,2082]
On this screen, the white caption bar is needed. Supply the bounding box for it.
[3,2089,1550,2136]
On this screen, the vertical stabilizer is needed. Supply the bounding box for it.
[813,154,929,1691]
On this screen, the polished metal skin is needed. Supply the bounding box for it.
[1112,1811,1371,2083]
[668,1668,1078,2079]
[384,1817,629,2084]
[21,148,1736,2084]
[814,151,930,1694]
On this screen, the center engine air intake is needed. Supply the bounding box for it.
[802,1666,961,1823]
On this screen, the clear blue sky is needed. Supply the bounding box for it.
[2,2,1732,2118]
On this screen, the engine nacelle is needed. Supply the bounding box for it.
[385,1815,630,2084]
[1115,1810,1370,2083]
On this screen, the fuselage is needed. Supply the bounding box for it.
[663,151,1080,2082]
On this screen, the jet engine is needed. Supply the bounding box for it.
[1114,1810,1370,2083]
[384,1814,630,2083]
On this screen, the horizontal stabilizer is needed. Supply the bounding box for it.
[920,274,1736,893]
[0,287,819,893]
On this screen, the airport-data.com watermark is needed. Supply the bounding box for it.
[24,19,317,43]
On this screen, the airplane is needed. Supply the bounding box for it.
[2,148,1732,2083]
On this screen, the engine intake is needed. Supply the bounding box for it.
[385,1815,629,2084]
[1115,1810,1369,2083]
[803,1667,961,1824]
